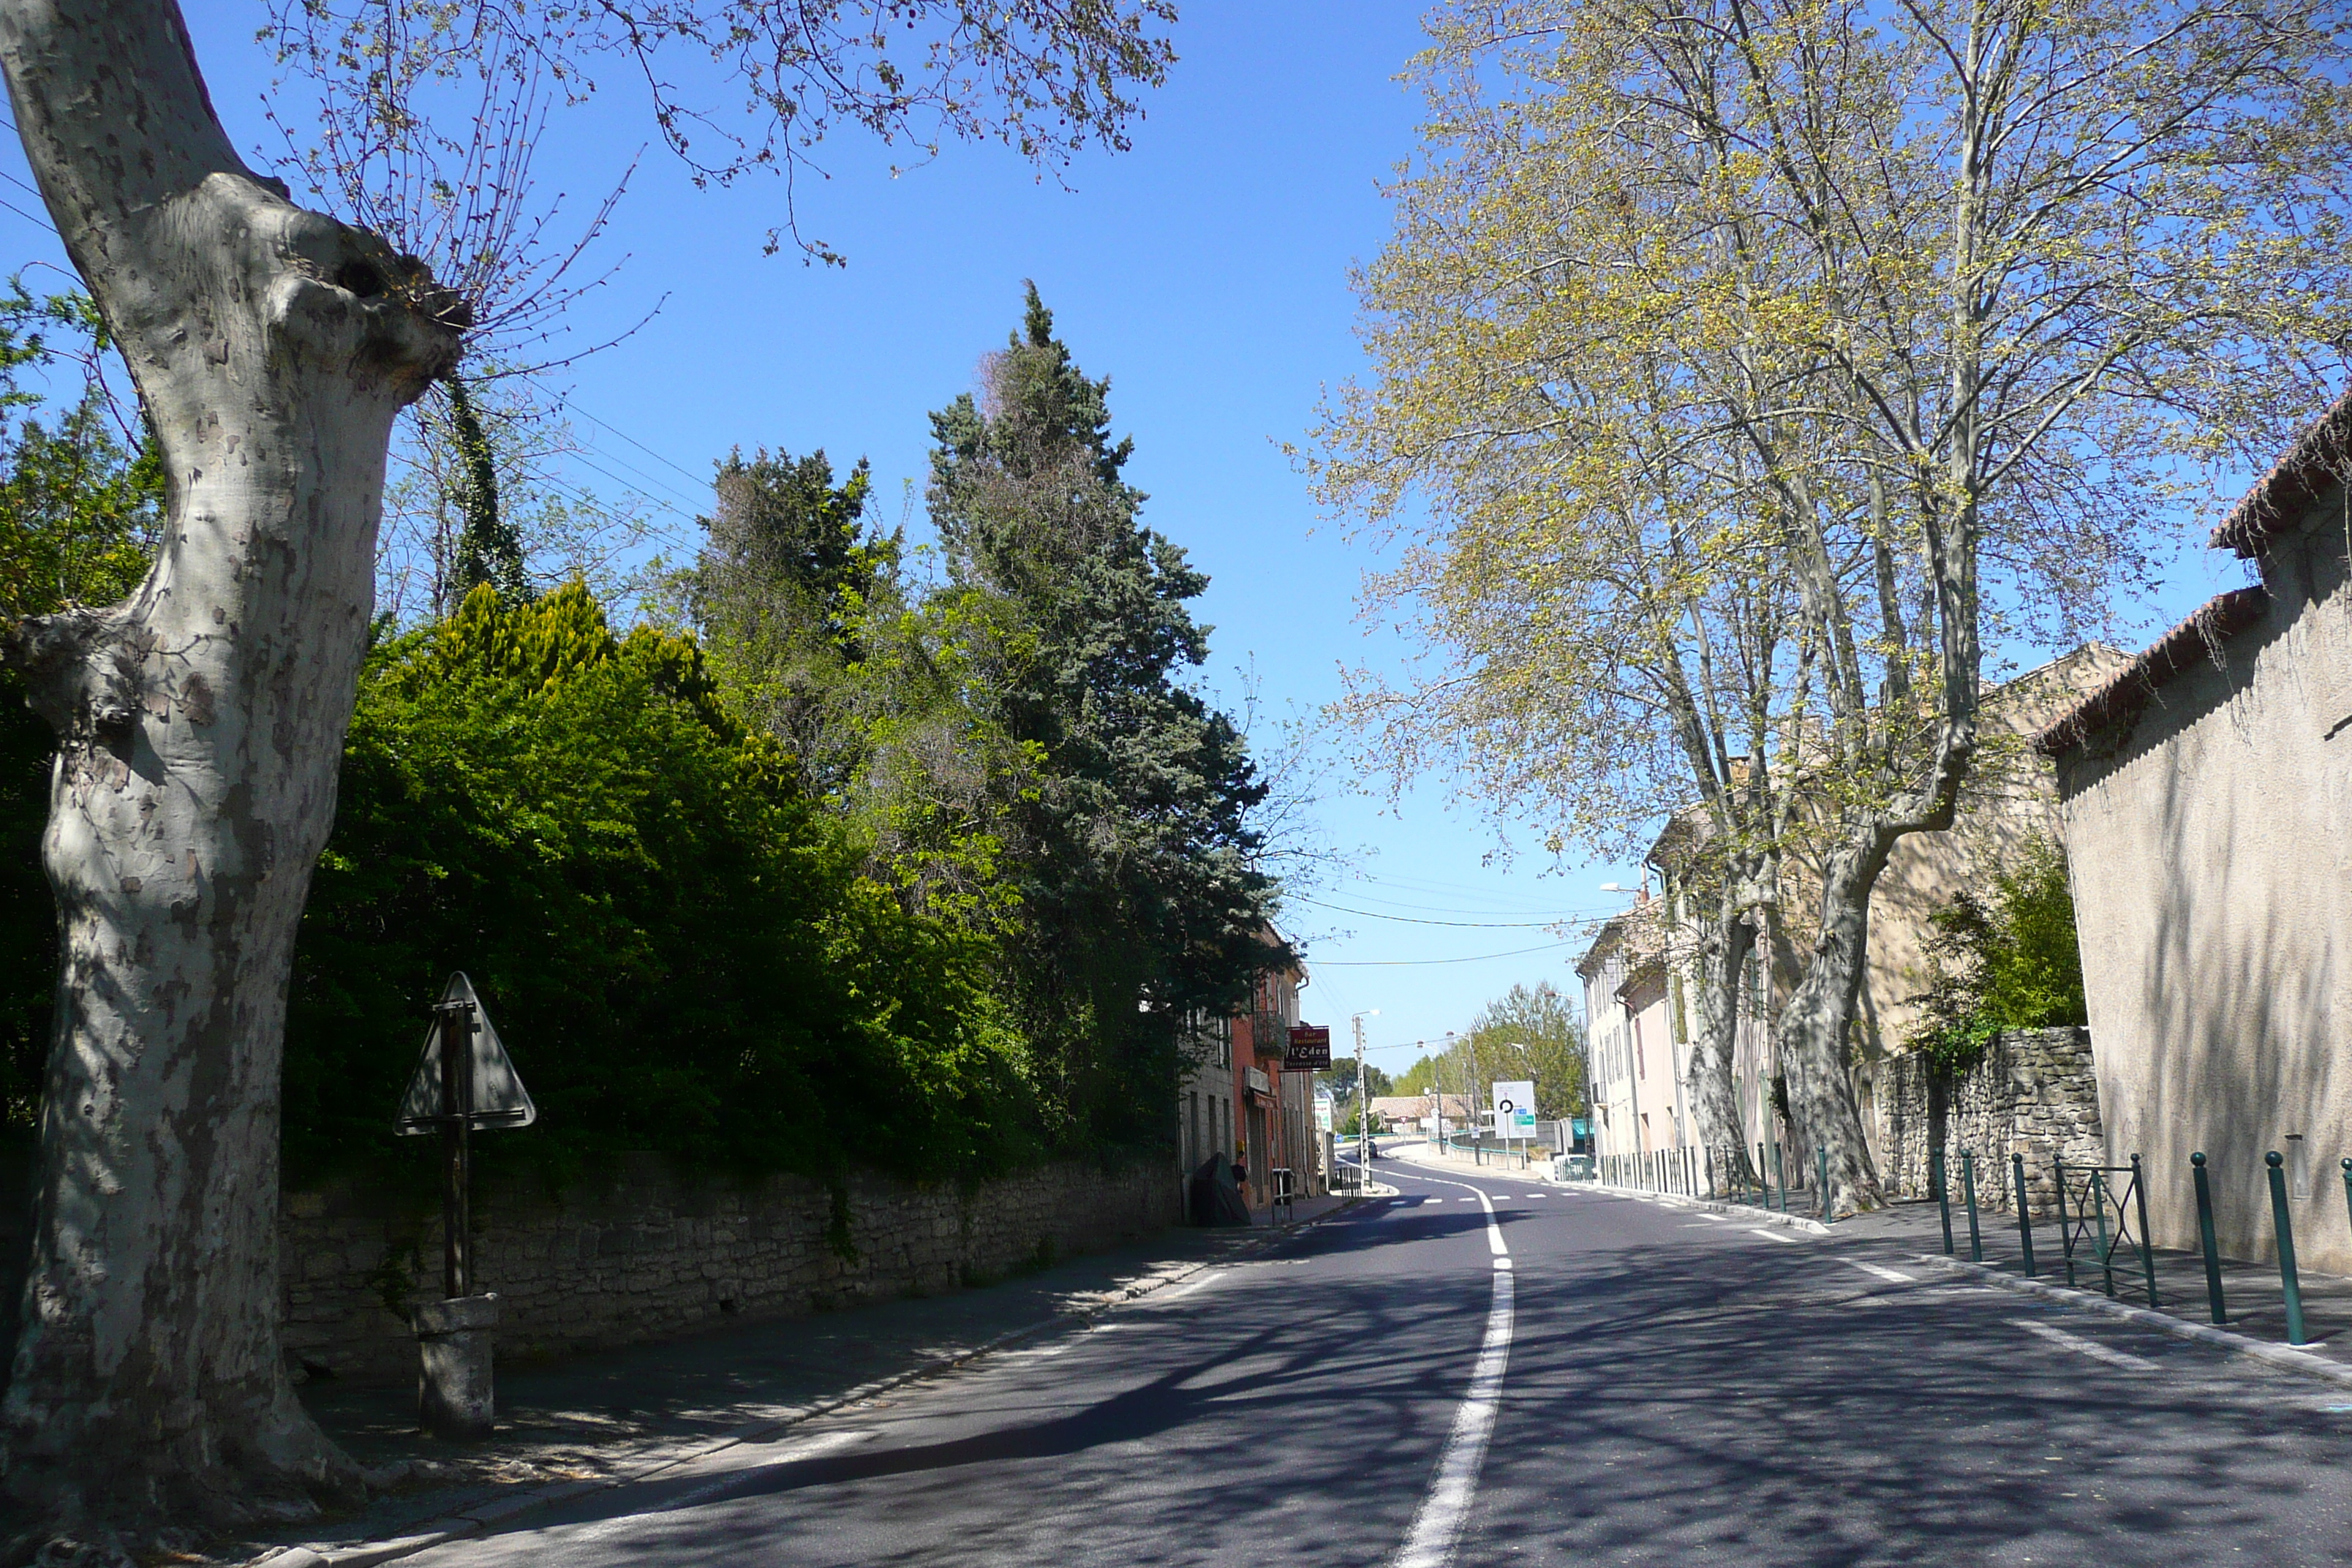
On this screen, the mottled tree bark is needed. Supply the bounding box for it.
[1771,823,1901,1218]
[1684,892,1757,1189]
[0,0,460,1526]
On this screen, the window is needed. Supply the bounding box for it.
[1217,1016,1233,1070]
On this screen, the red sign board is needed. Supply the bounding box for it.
[1284,1024,1333,1070]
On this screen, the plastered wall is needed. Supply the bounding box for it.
[2055,494,2352,1275]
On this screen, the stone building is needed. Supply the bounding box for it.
[2038,390,2352,1275]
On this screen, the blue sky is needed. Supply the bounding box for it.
[0,3,2257,1068]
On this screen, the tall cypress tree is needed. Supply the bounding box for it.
[927,284,1280,1150]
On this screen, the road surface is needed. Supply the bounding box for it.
[393,1146,2352,1565]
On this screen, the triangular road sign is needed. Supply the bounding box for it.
[396,972,536,1134]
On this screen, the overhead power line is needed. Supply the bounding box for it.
[1297,896,1596,931]
[1311,940,1576,968]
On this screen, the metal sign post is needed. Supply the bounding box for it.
[437,998,475,1300]
[396,972,534,1438]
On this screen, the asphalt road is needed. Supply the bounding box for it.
[396,1144,2352,1565]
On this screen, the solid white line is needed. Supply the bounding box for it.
[1842,1259,1916,1284]
[2013,1318,2155,1371]
[1747,1228,1801,1245]
[1393,1174,1513,1568]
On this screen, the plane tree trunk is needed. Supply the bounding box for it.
[0,0,461,1528]
[1683,886,1757,1190]
[1771,822,1899,1218]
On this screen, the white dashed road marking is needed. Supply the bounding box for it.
[1841,1259,1916,1284]
[2012,1319,2156,1371]
[1747,1228,1801,1244]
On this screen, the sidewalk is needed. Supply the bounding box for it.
[243,1205,1350,1566]
[1828,1194,2352,1370]
[1594,1172,2352,1378]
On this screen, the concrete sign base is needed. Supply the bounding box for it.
[415,1292,500,1437]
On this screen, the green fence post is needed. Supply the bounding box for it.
[2013,1151,2037,1278]
[2131,1154,2157,1310]
[1757,1142,1768,1207]
[1771,1141,1785,1212]
[2092,1169,2114,1298]
[2269,1150,2307,1346]
[1933,1149,1953,1256]
[1818,1145,1831,1224]
[2193,1152,2226,1324]
[1962,1150,1983,1263]
[2056,1156,2076,1287]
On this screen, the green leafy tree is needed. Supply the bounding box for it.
[927,285,1281,1150]
[1322,1060,1394,1099]
[1909,837,2088,1075]
[283,580,1044,1188]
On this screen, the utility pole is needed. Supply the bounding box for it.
[1349,1009,1379,1175]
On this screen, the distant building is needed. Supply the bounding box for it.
[2038,390,2352,1274]
[1577,905,1691,1175]
[1368,1093,1472,1134]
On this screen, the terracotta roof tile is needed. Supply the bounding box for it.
[2212,385,2352,558]
[2034,587,2269,757]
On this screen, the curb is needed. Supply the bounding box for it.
[1916,1253,2352,1390]
[1582,1182,1833,1237]
[249,1202,1358,1567]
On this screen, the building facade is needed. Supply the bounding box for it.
[1177,931,1318,1213]
[1577,908,1692,1173]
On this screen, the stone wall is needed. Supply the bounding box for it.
[277,1155,1177,1384]
[1875,1027,2104,1214]
[0,1149,1175,1389]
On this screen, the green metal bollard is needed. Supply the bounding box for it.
[1771,1141,1786,1212]
[1818,1145,1832,1224]
[2013,1151,2036,1278]
[2342,1158,2352,1248]
[2092,1169,2114,1298]
[1933,1149,1953,1256]
[2268,1151,2307,1346]
[1757,1142,1768,1207]
[1962,1150,1983,1264]
[2193,1152,2227,1324]
[2132,1154,2157,1310]
[2056,1156,2076,1287]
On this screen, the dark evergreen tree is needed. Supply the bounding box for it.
[927,284,1281,1151]
[687,448,881,794]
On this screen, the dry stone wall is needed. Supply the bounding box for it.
[1875,1027,2103,1214]
[0,1147,1175,1391]
[274,1155,1176,1384]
